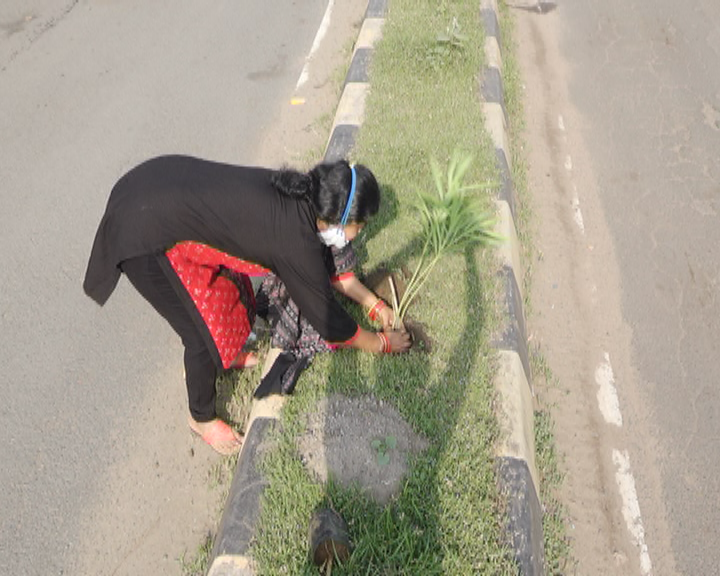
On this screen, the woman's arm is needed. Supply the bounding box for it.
[332,274,395,329]
[276,240,406,351]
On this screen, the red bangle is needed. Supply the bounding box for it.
[331,271,356,283]
[368,299,387,322]
[377,332,391,354]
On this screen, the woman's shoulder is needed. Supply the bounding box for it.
[272,203,323,257]
[114,156,278,196]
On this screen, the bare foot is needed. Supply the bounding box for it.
[188,416,243,455]
[230,351,259,369]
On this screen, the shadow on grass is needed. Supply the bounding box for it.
[220,185,507,572]
[316,247,494,574]
[350,182,409,267]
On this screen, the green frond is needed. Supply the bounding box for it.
[398,153,503,323]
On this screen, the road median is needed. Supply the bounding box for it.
[206,0,546,573]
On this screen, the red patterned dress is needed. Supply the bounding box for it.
[166,241,270,369]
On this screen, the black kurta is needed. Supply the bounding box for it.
[83,155,358,343]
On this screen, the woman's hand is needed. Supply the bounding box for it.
[351,327,412,354]
[332,277,397,330]
[383,328,411,353]
[378,305,396,331]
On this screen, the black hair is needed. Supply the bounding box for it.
[270,160,380,224]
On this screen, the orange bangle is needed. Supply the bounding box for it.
[368,299,387,322]
[376,332,391,354]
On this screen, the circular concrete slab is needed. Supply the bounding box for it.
[297,394,429,505]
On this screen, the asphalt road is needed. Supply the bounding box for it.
[0,0,331,573]
[554,0,720,572]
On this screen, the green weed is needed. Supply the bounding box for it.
[371,435,397,466]
[178,531,213,576]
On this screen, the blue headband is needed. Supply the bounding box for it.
[340,165,357,225]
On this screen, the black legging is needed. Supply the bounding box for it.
[120,254,218,422]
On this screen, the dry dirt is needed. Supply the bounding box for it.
[363,266,434,352]
[512,7,677,576]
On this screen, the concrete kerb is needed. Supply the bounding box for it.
[206,3,387,575]
[481,0,546,574]
[323,7,386,162]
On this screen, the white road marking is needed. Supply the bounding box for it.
[594,352,622,426]
[572,195,585,233]
[558,109,651,576]
[613,449,654,575]
[559,126,584,233]
[296,0,335,90]
[564,156,586,233]
[572,185,585,234]
[590,283,598,305]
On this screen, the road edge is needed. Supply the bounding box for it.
[482,0,545,574]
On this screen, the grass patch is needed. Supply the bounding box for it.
[178,531,213,576]
[531,347,574,574]
[535,409,573,574]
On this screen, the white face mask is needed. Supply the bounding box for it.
[317,226,348,249]
[317,164,356,249]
